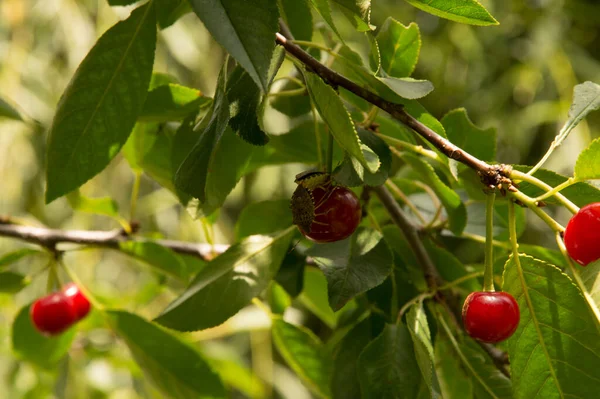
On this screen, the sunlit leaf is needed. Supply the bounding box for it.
[370,18,420,77]
[45,3,156,203]
[140,84,210,122]
[403,0,498,26]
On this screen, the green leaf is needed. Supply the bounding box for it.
[0,96,24,121]
[107,310,225,398]
[582,260,600,310]
[66,189,121,219]
[0,248,43,270]
[140,84,210,122]
[0,272,28,293]
[275,250,306,298]
[370,19,420,77]
[503,255,600,399]
[307,228,393,311]
[331,0,373,32]
[303,71,379,173]
[565,81,600,159]
[402,0,498,26]
[156,0,192,29]
[333,127,392,187]
[513,165,600,208]
[12,304,76,369]
[118,240,189,279]
[269,78,312,117]
[272,317,333,398]
[403,153,467,234]
[45,3,156,203]
[423,238,480,292]
[208,357,266,398]
[235,199,293,240]
[406,303,439,398]
[442,108,496,169]
[434,332,473,399]
[331,318,372,399]
[188,0,278,92]
[464,200,526,241]
[575,138,600,180]
[155,228,295,331]
[309,0,343,42]
[358,323,423,398]
[377,77,434,100]
[299,267,337,328]
[278,0,313,41]
[227,65,269,145]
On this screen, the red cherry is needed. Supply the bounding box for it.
[564,202,600,266]
[62,283,91,321]
[299,185,361,243]
[30,293,76,336]
[462,291,520,343]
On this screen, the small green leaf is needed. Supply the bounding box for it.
[307,227,393,311]
[155,228,295,331]
[331,318,372,399]
[358,323,423,398]
[118,241,189,279]
[0,96,24,121]
[278,0,313,41]
[0,248,43,270]
[156,0,192,29]
[107,310,225,398]
[334,127,392,187]
[66,189,121,219]
[272,317,333,398]
[377,77,434,100]
[403,0,499,26]
[575,138,600,180]
[567,81,600,144]
[331,0,373,32]
[140,84,210,122]
[403,154,466,234]
[370,19,420,77]
[188,0,278,92]
[406,303,439,398]
[235,199,293,240]
[310,0,343,42]
[12,304,76,369]
[299,267,337,328]
[503,255,600,399]
[0,272,28,293]
[45,3,156,203]
[227,65,269,145]
[513,166,600,207]
[303,71,379,173]
[442,108,496,169]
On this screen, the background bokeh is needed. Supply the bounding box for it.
[1,0,599,397]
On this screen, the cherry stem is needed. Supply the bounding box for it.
[508,190,565,232]
[510,170,579,214]
[483,192,496,292]
[58,258,105,311]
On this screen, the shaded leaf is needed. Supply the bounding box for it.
[0,96,24,121]
[278,0,313,41]
[235,199,293,240]
[45,3,156,203]
[403,0,498,26]
[272,317,333,398]
[107,310,225,398]
[503,254,600,399]
[0,248,43,270]
[118,240,189,279]
[370,19,420,77]
[0,272,28,293]
[406,303,439,397]
[155,228,295,331]
[310,0,343,42]
[275,250,306,298]
[331,0,372,32]
[442,108,496,169]
[358,323,422,398]
[140,84,210,122]
[12,304,76,369]
[303,71,379,173]
[464,200,526,241]
[156,0,192,29]
[434,332,473,399]
[188,0,278,92]
[307,228,393,311]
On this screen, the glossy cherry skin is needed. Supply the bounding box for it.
[30,293,77,336]
[462,291,520,343]
[62,283,91,321]
[300,185,361,243]
[564,203,600,266]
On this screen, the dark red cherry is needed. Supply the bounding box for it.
[564,202,600,266]
[30,292,77,336]
[62,283,91,321]
[300,185,361,243]
[462,291,520,343]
